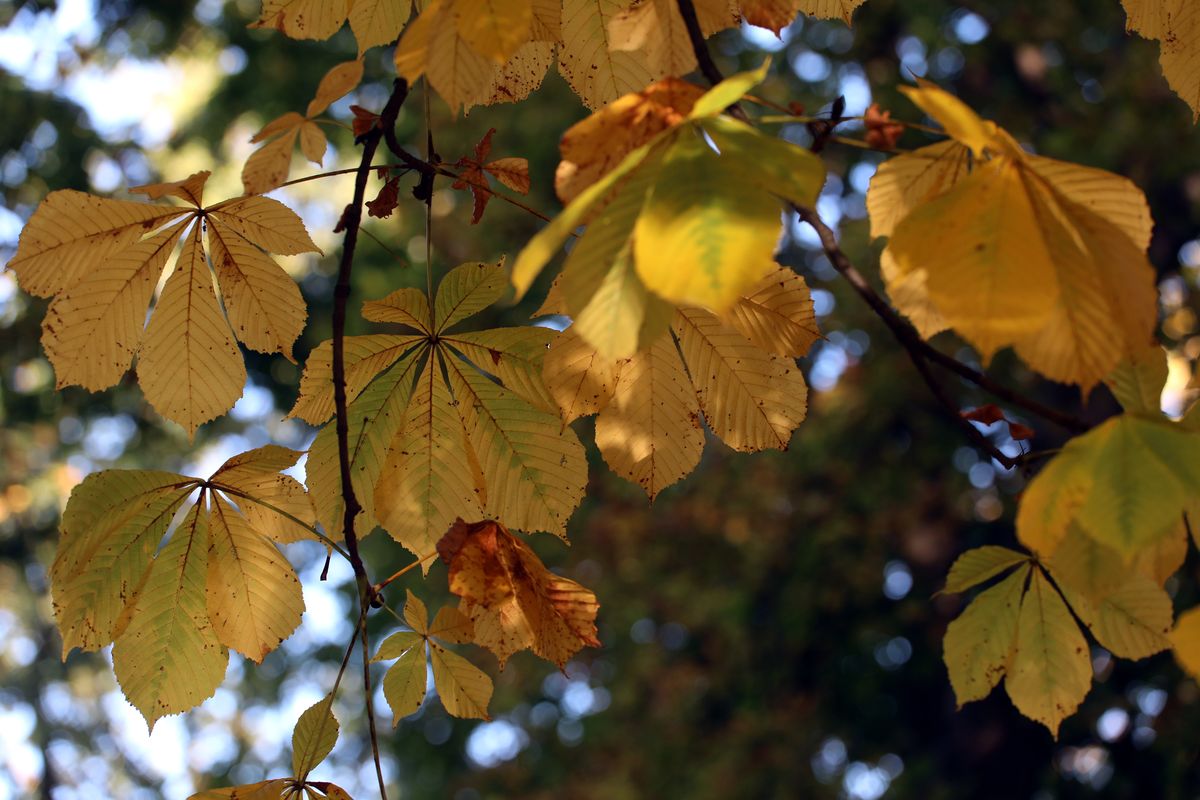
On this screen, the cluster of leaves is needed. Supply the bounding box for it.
[11,2,1200,795]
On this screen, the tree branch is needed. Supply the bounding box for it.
[671,2,1088,462]
[676,0,725,86]
[333,79,410,800]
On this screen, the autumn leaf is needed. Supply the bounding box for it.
[451,128,532,224]
[243,59,364,194]
[372,590,493,721]
[292,261,586,559]
[538,263,815,498]
[942,555,1093,737]
[395,0,555,112]
[513,67,825,357]
[188,694,351,799]
[437,518,601,668]
[868,81,1157,389]
[1017,413,1200,559]
[251,0,413,55]
[51,447,314,727]
[7,170,319,435]
[1121,0,1200,119]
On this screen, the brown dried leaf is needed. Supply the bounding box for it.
[437,518,600,668]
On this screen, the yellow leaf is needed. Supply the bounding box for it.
[866,140,972,240]
[306,59,365,117]
[52,457,317,726]
[1170,606,1200,679]
[112,504,228,729]
[453,0,534,64]
[1105,343,1169,415]
[430,642,494,719]
[797,0,866,24]
[131,170,211,206]
[52,470,196,655]
[941,546,1029,595]
[543,327,621,423]
[445,327,559,412]
[251,0,352,40]
[687,61,770,119]
[594,334,705,499]
[1005,569,1092,738]
[292,693,338,780]
[208,223,308,360]
[309,346,426,539]
[397,0,512,112]
[207,496,305,663]
[721,265,820,358]
[1122,0,1200,119]
[559,0,658,109]
[555,76,703,204]
[484,157,531,193]
[608,0,698,78]
[41,219,188,392]
[382,645,429,723]
[209,446,317,544]
[943,563,1027,707]
[468,40,557,112]
[187,778,292,799]
[137,224,246,437]
[372,353,486,556]
[6,189,184,297]
[242,119,302,195]
[349,0,413,53]
[446,355,588,536]
[633,132,782,311]
[362,287,432,331]
[429,606,475,644]
[289,333,425,425]
[673,307,808,451]
[1058,574,1172,660]
[403,588,430,634]
[297,263,588,550]
[438,518,601,668]
[898,81,1006,157]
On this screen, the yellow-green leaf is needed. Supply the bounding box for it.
[382,645,429,723]
[112,504,228,729]
[292,693,338,780]
[942,546,1029,595]
[430,642,493,720]
[1005,569,1092,737]
[943,563,1028,707]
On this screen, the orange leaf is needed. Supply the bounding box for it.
[483,157,530,194]
[437,518,600,668]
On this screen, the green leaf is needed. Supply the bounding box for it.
[292,693,339,780]
[943,564,1028,707]
[687,60,769,119]
[1105,345,1168,415]
[941,546,1029,595]
[1005,569,1092,738]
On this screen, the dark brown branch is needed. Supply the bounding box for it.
[795,205,1089,470]
[333,78,410,800]
[676,0,725,87]
[672,0,1087,454]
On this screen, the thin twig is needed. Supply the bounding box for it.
[795,204,1089,464]
[675,0,725,87]
[331,77,411,800]
[359,606,387,800]
[374,551,440,595]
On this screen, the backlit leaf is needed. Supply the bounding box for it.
[438,518,601,668]
[292,693,338,780]
[943,563,1028,707]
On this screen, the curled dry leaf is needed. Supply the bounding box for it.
[437,518,601,668]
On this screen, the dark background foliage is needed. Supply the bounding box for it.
[2,0,1200,797]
